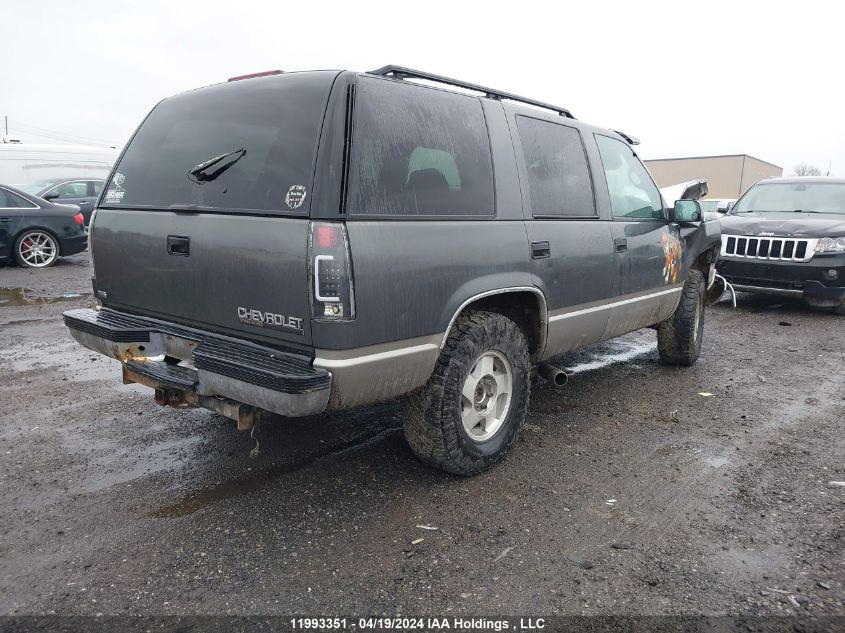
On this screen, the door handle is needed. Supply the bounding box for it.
[530,241,551,259]
[614,238,628,253]
[78,201,90,206]
[167,235,190,256]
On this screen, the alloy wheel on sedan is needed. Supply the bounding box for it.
[16,231,59,268]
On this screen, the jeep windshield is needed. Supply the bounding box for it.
[732,182,845,215]
[102,71,338,214]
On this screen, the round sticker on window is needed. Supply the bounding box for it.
[285,185,307,210]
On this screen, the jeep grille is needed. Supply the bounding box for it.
[721,235,818,263]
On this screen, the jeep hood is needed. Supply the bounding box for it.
[721,212,845,237]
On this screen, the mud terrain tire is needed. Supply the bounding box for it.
[403,311,530,476]
[658,270,706,366]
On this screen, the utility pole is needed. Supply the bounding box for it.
[4,116,7,135]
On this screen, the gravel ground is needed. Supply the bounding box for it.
[0,254,843,619]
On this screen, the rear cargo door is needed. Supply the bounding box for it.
[92,71,340,350]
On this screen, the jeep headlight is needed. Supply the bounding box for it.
[815,237,845,253]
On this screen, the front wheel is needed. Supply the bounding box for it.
[14,230,60,268]
[403,310,530,476]
[658,270,706,366]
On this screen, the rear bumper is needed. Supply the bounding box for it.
[59,234,88,257]
[63,308,331,418]
[717,255,845,303]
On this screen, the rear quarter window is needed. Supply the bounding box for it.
[516,116,596,217]
[0,189,36,208]
[103,72,336,214]
[347,77,495,217]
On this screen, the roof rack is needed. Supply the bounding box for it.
[368,65,575,119]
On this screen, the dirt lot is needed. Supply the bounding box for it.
[1,253,843,618]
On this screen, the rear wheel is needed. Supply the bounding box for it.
[14,230,59,268]
[658,270,706,366]
[403,311,530,476]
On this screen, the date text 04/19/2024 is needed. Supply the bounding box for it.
[290,618,546,631]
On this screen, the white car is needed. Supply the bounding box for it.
[659,180,736,220]
[699,198,736,214]
[659,179,708,208]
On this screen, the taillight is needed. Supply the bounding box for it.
[73,212,84,225]
[308,222,354,320]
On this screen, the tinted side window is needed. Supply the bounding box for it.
[347,77,494,216]
[90,181,103,195]
[54,182,88,198]
[595,134,663,220]
[516,116,595,217]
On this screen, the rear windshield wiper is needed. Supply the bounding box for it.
[188,148,247,184]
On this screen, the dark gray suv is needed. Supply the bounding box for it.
[64,66,722,474]
[20,178,104,225]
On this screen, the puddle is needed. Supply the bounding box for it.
[76,435,205,494]
[562,332,657,375]
[0,340,143,392]
[0,287,90,307]
[763,378,843,431]
[704,455,731,468]
[152,427,400,518]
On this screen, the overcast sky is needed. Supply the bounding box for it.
[2,0,842,175]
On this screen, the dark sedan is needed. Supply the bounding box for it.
[19,178,104,225]
[0,184,88,268]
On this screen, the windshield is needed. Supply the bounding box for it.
[733,182,845,215]
[19,180,60,195]
[103,71,337,213]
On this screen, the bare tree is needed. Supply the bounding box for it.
[792,162,823,176]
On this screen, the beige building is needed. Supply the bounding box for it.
[644,154,782,199]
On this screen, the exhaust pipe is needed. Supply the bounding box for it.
[537,363,568,387]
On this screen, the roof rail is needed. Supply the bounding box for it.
[611,130,640,146]
[368,65,575,119]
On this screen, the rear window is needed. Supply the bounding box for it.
[347,77,494,217]
[103,72,337,213]
[516,116,595,217]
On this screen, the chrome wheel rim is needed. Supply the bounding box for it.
[460,350,513,442]
[18,232,58,267]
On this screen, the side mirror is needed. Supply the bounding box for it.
[43,191,60,201]
[672,199,702,223]
[723,201,735,213]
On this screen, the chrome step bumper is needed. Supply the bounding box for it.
[63,308,331,418]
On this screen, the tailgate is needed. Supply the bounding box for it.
[92,210,312,347]
[90,71,340,350]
